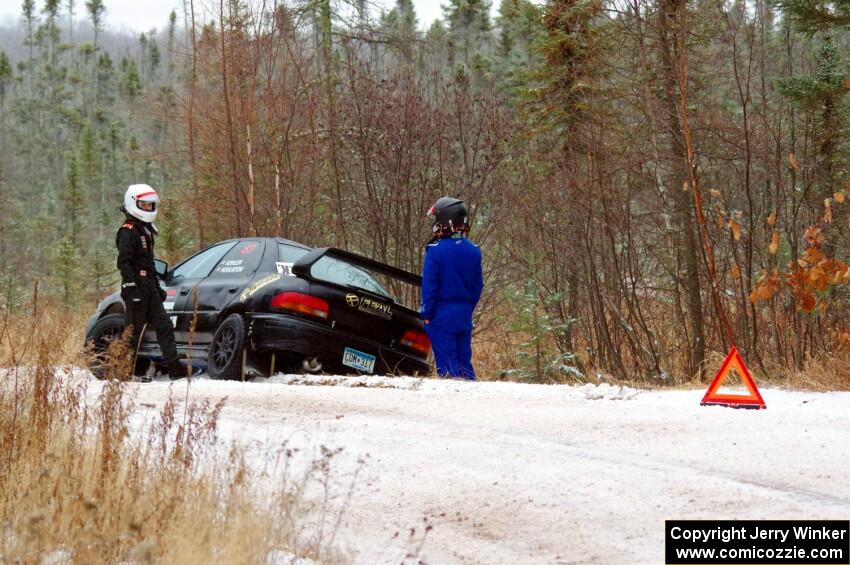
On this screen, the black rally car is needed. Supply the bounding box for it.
[84,238,432,378]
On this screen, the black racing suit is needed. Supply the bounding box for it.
[116,216,178,367]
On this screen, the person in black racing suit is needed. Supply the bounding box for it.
[117,184,183,381]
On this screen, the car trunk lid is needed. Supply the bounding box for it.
[293,248,427,358]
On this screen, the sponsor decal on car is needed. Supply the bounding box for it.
[239,274,281,302]
[276,262,294,276]
[344,293,393,319]
[240,242,258,254]
[216,259,246,274]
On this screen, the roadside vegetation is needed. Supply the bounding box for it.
[2,1,850,384]
[0,296,348,564]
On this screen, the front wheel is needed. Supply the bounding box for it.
[84,313,149,379]
[207,313,246,380]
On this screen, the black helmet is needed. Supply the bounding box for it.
[427,197,469,241]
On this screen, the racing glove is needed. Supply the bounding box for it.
[121,282,141,304]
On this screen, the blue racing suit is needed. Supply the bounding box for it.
[421,235,484,380]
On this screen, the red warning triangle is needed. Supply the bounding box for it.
[701,346,766,409]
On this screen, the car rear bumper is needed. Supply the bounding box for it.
[247,313,430,376]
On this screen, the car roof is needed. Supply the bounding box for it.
[216,237,313,251]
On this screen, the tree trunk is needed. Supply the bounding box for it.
[657,0,706,379]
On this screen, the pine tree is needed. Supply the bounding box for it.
[121,58,142,98]
[139,32,148,81]
[149,37,161,77]
[40,0,62,66]
[0,52,11,105]
[64,153,83,248]
[443,0,494,73]
[167,11,177,77]
[66,0,75,42]
[91,245,112,299]
[526,0,604,136]
[778,34,847,196]
[22,0,38,199]
[504,278,580,383]
[772,0,850,34]
[495,0,543,94]
[85,0,105,49]
[96,51,114,106]
[78,125,100,205]
[0,51,10,301]
[22,1,37,66]
[384,0,418,65]
[55,236,77,306]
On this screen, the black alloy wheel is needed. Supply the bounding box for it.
[207,313,247,380]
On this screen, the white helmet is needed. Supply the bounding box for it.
[124,184,159,223]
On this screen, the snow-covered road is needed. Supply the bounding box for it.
[117,376,850,564]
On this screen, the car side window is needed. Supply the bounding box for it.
[210,240,265,278]
[169,242,237,284]
[277,244,309,276]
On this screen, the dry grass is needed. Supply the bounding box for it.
[763,352,850,391]
[473,318,850,390]
[0,298,348,564]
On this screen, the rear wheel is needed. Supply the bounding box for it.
[207,314,246,380]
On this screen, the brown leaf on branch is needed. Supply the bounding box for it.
[769,231,780,254]
[749,272,781,303]
[800,293,816,312]
[789,152,798,171]
[731,264,741,280]
[804,226,823,248]
[767,211,777,226]
[763,225,850,313]
[728,219,741,241]
[834,191,846,204]
[709,189,721,198]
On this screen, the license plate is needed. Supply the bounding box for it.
[342,347,375,374]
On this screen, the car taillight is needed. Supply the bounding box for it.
[400,329,430,356]
[271,292,329,320]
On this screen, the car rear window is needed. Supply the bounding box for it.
[310,256,390,298]
[211,240,265,278]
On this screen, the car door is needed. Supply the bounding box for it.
[165,241,237,345]
[186,240,266,342]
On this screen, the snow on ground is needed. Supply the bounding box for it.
[87,374,850,565]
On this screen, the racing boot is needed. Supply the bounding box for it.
[168,361,197,381]
[132,357,153,383]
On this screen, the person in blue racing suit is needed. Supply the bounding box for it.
[421,197,483,380]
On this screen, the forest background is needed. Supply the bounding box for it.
[1,0,849,385]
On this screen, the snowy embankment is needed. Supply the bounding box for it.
[92,374,850,565]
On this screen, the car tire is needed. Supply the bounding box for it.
[207,313,246,380]
[85,313,127,379]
